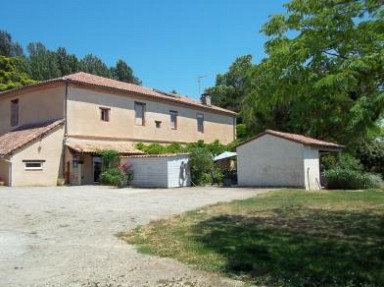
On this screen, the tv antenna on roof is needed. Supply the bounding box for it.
[197,75,206,96]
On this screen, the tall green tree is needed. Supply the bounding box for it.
[110,59,141,85]
[242,0,384,146]
[205,55,253,121]
[27,42,61,80]
[55,47,79,76]
[0,30,24,57]
[0,56,35,90]
[79,54,111,77]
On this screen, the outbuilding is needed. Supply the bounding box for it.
[236,130,344,190]
[121,153,190,188]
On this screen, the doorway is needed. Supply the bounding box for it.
[93,157,102,183]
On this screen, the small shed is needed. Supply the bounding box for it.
[121,153,190,188]
[236,130,344,190]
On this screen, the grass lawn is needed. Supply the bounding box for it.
[118,189,384,287]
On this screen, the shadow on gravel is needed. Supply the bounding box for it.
[194,207,384,286]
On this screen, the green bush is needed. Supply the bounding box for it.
[189,147,214,186]
[100,149,120,169]
[99,168,121,186]
[323,153,384,189]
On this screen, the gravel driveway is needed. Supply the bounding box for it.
[0,186,268,287]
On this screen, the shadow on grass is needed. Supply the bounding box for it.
[194,207,384,286]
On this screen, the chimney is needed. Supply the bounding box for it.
[200,93,212,106]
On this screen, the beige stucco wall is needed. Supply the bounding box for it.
[67,86,235,144]
[0,159,10,186]
[0,86,65,136]
[237,134,305,188]
[303,147,321,190]
[9,126,65,186]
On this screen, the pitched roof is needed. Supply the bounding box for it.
[237,129,344,150]
[0,72,236,116]
[65,138,144,155]
[0,119,65,156]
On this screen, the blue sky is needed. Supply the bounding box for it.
[1,0,287,99]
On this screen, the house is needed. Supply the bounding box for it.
[0,72,236,186]
[236,130,344,190]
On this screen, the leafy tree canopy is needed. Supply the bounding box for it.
[241,0,384,147]
[0,30,141,89]
[0,56,35,91]
[110,59,141,85]
[0,30,24,57]
[205,54,253,122]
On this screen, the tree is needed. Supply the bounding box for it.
[27,42,61,80]
[205,55,253,121]
[79,54,111,77]
[0,56,35,90]
[242,0,384,147]
[110,59,141,85]
[0,30,24,57]
[55,47,80,76]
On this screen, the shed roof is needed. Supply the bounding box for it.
[0,72,236,116]
[123,153,190,159]
[65,138,144,155]
[237,129,344,151]
[0,119,65,156]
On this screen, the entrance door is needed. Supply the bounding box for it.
[93,157,102,183]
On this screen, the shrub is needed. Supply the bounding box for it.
[118,163,133,187]
[323,153,384,189]
[189,147,214,186]
[99,168,121,186]
[100,149,120,170]
[356,141,384,178]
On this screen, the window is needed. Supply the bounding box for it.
[135,102,146,126]
[170,110,178,130]
[100,107,110,122]
[196,113,204,133]
[23,160,45,170]
[155,120,162,128]
[11,99,19,127]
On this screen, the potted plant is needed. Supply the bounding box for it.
[57,177,66,186]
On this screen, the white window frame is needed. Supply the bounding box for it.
[23,160,45,170]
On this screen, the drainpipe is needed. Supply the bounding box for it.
[233,116,237,140]
[61,80,69,181]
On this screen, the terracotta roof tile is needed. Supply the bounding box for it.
[63,72,235,115]
[237,129,344,150]
[123,153,190,158]
[0,119,65,156]
[65,138,144,155]
[0,72,236,116]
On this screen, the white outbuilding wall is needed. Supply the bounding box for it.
[121,154,190,188]
[237,134,321,190]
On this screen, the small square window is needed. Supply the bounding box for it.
[100,107,110,122]
[155,120,162,128]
